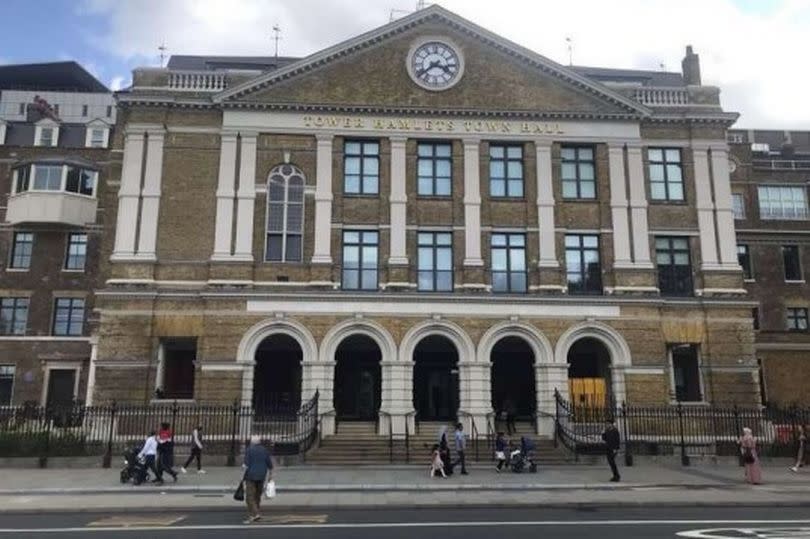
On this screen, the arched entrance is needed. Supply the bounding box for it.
[567,337,613,408]
[334,334,382,420]
[413,335,459,421]
[252,334,302,415]
[490,336,536,419]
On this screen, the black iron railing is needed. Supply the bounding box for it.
[0,391,319,468]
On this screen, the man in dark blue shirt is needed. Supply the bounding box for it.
[242,435,273,523]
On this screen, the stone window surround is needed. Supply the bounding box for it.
[786,307,809,331]
[667,344,706,404]
[39,361,82,407]
[0,365,15,406]
[64,232,88,272]
[0,297,29,336]
[51,296,86,337]
[11,163,98,198]
[9,231,34,270]
[265,163,306,263]
[34,120,60,147]
[84,123,111,149]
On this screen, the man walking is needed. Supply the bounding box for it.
[137,431,162,484]
[243,435,273,524]
[452,422,469,475]
[181,425,205,474]
[602,418,621,482]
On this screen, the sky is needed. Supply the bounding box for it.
[1,0,808,129]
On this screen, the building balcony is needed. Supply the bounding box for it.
[5,191,98,226]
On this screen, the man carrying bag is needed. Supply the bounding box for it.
[239,435,274,524]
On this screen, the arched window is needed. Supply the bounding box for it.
[266,163,305,262]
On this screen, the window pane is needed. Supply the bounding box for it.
[507,146,522,159]
[342,269,359,289]
[436,233,452,246]
[565,235,580,248]
[579,163,595,180]
[362,246,378,266]
[489,146,504,158]
[418,271,434,291]
[665,149,681,162]
[507,179,523,197]
[436,160,451,178]
[418,176,434,195]
[648,149,663,162]
[491,234,507,247]
[666,164,682,182]
[363,142,379,155]
[668,182,684,201]
[492,272,508,292]
[418,144,432,157]
[579,181,595,199]
[418,160,433,177]
[510,234,525,247]
[343,246,359,266]
[650,182,667,200]
[562,181,578,198]
[344,175,360,194]
[435,177,451,196]
[649,164,665,182]
[361,269,377,289]
[436,144,451,157]
[79,171,95,196]
[436,271,453,291]
[286,204,303,232]
[266,235,283,261]
[363,157,379,176]
[490,161,505,179]
[345,157,360,174]
[285,235,302,261]
[510,272,527,292]
[436,248,452,270]
[418,247,434,270]
[490,179,505,197]
[345,142,360,155]
[561,163,577,180]
[578,147,594,161]
[509,248,526,271]
[507,161,522,179]
[362,175,379,194]
[491,249,507,270]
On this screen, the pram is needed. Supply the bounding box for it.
[509,436,538,473]
[120,445,148,485]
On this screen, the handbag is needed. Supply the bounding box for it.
[742,448,755,464]
[265,479,276,499]
[233,480,245,501]
[495,451,506,461]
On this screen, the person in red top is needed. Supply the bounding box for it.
[157,422,178,482]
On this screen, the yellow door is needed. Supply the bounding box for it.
[568,378,607,408]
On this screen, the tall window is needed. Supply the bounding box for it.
[33,165,63,190]
[65,167,95,196]
[0,366,14,405]
[90,129,105,148]
[0,298,29,335]
[561,146,596,199]
[732,193,746,220]
[491,233,526,293]
[417,232,453,292]
[648,148,684,201]
[158,338,196,400]
[417,142,452,196]
[65,233,88,270]
[565,234,602,294]
[783,245,802,281]
[344,140,379,195]
[671,345,703,402]
[265,164,305,262]
[656,237,693,296]
[342,231,378,290]
[737,244,752,280]
[489,144,523,197]
[786,308,809,331]
[758,186,808,220]
[37,127,55,147]
[10,232,33,269]
[52,298,85,336]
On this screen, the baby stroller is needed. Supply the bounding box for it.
[120,445,148,485]
[510,436,538,473]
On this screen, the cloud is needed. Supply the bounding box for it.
[80,0,810,128]
[109,76,127,91]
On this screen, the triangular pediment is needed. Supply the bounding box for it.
[217,6,649,119]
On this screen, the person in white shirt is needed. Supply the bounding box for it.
[181,425,205,474]
[137,431,161,483]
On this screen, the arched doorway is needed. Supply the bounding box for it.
[252,334,302,415]
[490,336,536,419]
[334,335,382,420]
[413,335,459,421]
[567,337,613,408]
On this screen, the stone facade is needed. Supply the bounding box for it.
[90,6,758,437]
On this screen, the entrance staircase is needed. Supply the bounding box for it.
[306,420,572,465]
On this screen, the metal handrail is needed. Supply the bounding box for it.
[458,411,480,461]
[378,411,393,463]
[404,410,417,463]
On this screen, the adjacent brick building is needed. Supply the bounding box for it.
[0,62,116,406]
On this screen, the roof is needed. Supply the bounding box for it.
[0,61,109,93]
[167,55,300,72]
[571,66,684,87]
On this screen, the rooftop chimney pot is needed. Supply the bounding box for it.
[682,45,701,86]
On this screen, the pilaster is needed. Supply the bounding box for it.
[710,146,740,269]
[626,144,653,267]
[111,132,145,260]
[388,136,409,266]
[135,129,165,260]
[535,139,558,268]
[312,134,334,265]
[233,133,257,261]
[608,144,632,267]
[462,138,484,267]
[693,146,721,270]
[211,132,238,260]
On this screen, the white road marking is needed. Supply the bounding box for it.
[3,519,810,534]
[678,528,810,538]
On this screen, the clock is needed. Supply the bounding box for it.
[407,38,464,91]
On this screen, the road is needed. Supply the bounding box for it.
[1,506,810,538]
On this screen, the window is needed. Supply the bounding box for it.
[417,142,452,196]
[265,164,305,262]
[752,307,760,331]
[656,237,693,296]
[33,165,63,190]
[418,232,453,291]
[52,298,85,336]
[82,105,88,117]
[732,193,746,220]
[65,167,96,196]
[489,144,523,197]
[38,127,55,147]
[18,103,25,115]
[648,148,684,201]
[758,186,808,220]
[738,244,753,280]
[158,338,196,400]
[565,234,602,294]
[65,233,88,270]
[560,146,596,199]
[9,232,33,269]
[0,298,28,335]
[344,140,379,195]
[14,165,30,193]
[89,129,106,148]
[783,245,802,281]
[342,231,378,290]
[0,366,14,405]
[491,233,527,293]
[671,344,703,402]
[106,105,112,117]
[787,308,809,331]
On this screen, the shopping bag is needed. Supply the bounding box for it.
[495,451,506,461]
[233,480,245,501]
[265,479,276,499]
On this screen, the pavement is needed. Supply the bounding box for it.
[2,462,810,513]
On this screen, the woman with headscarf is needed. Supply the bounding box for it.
[437,425,452,476]
[739,427,762,485]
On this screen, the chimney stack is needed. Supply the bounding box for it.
[682,45,701,86]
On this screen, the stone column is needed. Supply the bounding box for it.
[608,145,633,267]
[379,360,413,436]
[693,146,720,269]
[710,146,739,268]
[311,134,334,265]
[462,138,484,267]
[388,137,408,266]
[535,139,558,268]
[111,131,145,260]
[535,363,569,438]
[84,336,99,406]
[458,360,490,435]
[233,133,257,261]
[212,132,238,260]
[135,130,165,260]
[626,145,652,267]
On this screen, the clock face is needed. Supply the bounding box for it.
[409,41,462,90]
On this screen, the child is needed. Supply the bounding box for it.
[495,432,507,472]
[429,443,446,478]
